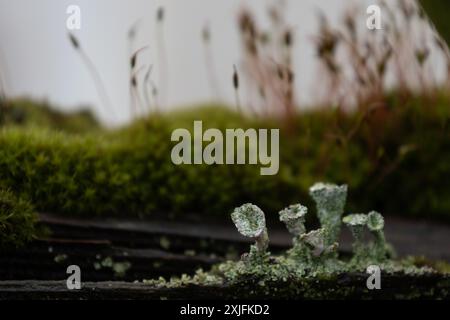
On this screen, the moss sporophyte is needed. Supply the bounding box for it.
[143,182,438,291]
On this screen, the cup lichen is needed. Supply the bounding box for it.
[279,204,311,263]
[309,183,347,247]
[231,203,269,260]
[342,213,367,260]
[300,228,326,257]
[279,204,307,236]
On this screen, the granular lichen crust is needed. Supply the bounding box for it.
[141,257,448,299]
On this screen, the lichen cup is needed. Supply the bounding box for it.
[342,213,367,259]
[231,203,269,256]
[279,204,308,236]
[309,183,347,246]
[300,228,338,258]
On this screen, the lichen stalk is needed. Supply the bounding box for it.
[367,211,388,261]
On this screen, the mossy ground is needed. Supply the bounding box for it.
[0,98,100,133]
[0,93,449,247]
[1,93,449,222]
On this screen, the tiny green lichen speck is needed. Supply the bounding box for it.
[94,256,132,278]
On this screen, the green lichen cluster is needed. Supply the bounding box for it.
[143,268,223,288]
[93,256,132,278]
[215,184,365,282]
[343,211,394,267]
[147,182,438,292]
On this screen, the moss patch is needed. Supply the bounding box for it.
[0,98,99,133]
[0,95,449,221]
[0,188,39,248]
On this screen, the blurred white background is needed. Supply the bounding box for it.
[0,0,397,125]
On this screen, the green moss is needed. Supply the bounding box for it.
[0,188,39,248]
[0,98,99,133]
[0,117,295,217]
[0,97,449,221]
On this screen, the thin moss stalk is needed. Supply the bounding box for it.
[68,33,114,117]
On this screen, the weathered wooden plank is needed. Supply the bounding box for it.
[39,213,450,261]
[39,213,292,249]
[0,273,448,300]
[3,214,449,283]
